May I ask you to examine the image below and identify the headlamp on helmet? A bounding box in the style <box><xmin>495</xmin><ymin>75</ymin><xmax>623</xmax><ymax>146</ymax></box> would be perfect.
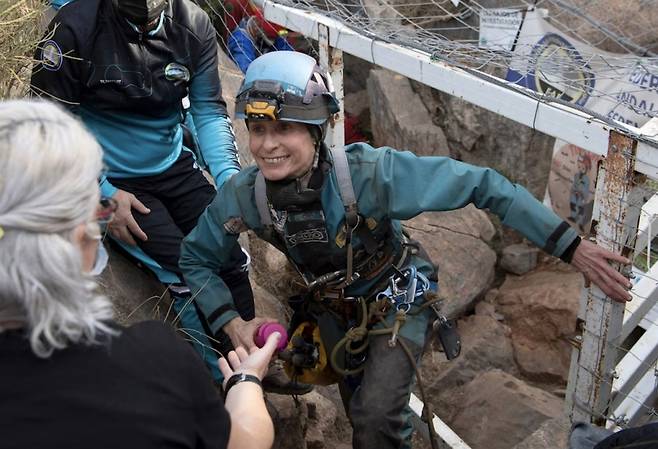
<box><xmin>235</xmin><ymin>52</ymin><xmax>340</xmax><ymax>126</ymax></box>
<box><xmin>243</xmin><ymin>81</ymin><xmax>284</xmax><ymax>121</ymax></box>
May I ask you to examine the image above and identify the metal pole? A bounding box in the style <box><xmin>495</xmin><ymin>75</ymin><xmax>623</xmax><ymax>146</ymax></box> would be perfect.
<box><xmin>318</xmin><ymin>23</ymin><xmax>345</xmax><ymax>151</ymax></box>
<box><xmin>567</xmin><ymin>131</ymin><xmax>639</xmax><ymax>425</ymax></box>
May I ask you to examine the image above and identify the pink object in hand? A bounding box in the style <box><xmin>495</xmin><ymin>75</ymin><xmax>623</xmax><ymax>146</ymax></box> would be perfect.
<box><xmin>254</xmin><ymin>323</ymin><xmax>289</xmax><ymax>350</ymax></box>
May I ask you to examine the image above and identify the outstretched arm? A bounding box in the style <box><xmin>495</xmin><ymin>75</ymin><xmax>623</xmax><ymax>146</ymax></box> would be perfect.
<box><xmin>221</xmin><ymin>333</ymin><xmax>280</xmax><ymax>449</ymax></box>
<box><xmin>366</xmin><ymin>146</ymin><xmax>632</xmax><ymax>303</ymax></box>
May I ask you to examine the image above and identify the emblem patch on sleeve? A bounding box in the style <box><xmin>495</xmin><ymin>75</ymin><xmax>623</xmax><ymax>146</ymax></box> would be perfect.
<box><xmin>41</xmin><ymin>40</ymin><xmax>63</xmax><ymax>72</ymax></box>
<box><xmin>224</xmin><ymin>217</ymin><xmax>248</xmax><ymax>235</ymax></box>
<box><xmin>164</xmin><ymin>62</ymin><xmax>190</xmax><ymax>82</ymax></box>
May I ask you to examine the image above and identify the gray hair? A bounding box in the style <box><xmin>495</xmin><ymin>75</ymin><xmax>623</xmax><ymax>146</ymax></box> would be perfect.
<box><xmin>0</xmin><ymin>99</ymin><xmax>115</xmax><ymax>357</ymax></box>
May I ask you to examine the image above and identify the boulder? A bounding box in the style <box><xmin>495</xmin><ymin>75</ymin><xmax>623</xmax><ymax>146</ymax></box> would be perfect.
<box><xmin>301</xmin><ymin>390</ymin><xmax>342</xmax><ymax>449</ymax></box>
<box><xmin>251</xmin><ymin>282</ymin><xmax>291</xmax><ymax>324</ymax></box>
<box><xmin>500</xmin><ymin>243</ymin><xmax>540</xmax><ymax>275</ymax></box>
<box><xmin>410</xmin><ymin>81</ymin><xmax>556</xmax><ymax>198</ymax></box>
<box><xmin>344</xmin><ymin>90</ymin><xmax>370</xmax><ymax>119</ymax></box>
<box><xmin>367</xmin><ymin>69</ymin><xmax>450</xmax><ymax>156</ymax></box>
<box><xmin>403</xmin><ymin>207</ymin><xmax>497</xmax><ymax>318</ymax></box>
<box><xmin>269</xmin><ymin>387</ymin><xmax>351</xmax><ymax>449</ymax></box>
<box><xmin>541</xmin><ymin>1</ymin><xmax>658</xmax><ymax>54</ymax></box>
<box><xmin>496</xmin><ymin>269</ymin><xmax>584</xmax><ymax>383</ymax></box>
<box><xmin>247</xmin><ymin>231</ymin><xmax>305</xmax><ymax>302</ymax></box>
<box><xmin>449</xmin><ymin>370</ymin><xmax>564</xmax><ymax>449</ymax></box>
<box><xmin>512</xmin><ymin>415</ymin><xmax>570</xmax><ymax>449</ymax></box>
<box><xmin>268</xmin><ymin>394</ymin><xmax>307</xmax><ymax>449</ymax></box>
<box><xmin>420</xmin><ymin>314</ymin><xmax>517</xmax><ymax>422</ymax></box>
<box><xmin>98</xmin><ymin>244</ymin><xmax>169</xmax><ymax>326</ymax></box>
<box><xmin>217</xmin><ymin>48</ymin><xmax>252</xmax><ymax>165</ymax></box>
<box><xmin>474</xmin><ymin>289</ymin><xmax>505</xmax><ymax>321</ymax></box>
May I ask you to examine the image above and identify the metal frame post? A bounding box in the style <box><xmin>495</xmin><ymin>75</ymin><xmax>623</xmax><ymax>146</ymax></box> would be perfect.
<box><xmin>318</xmin><ymin>23</ymin><xmax>345</xmax><ymax>151</ymax></box>
<box><xmin>567</xmin><ymin>131</ymin><xmax>639</xmax><ymax>425</ymax></box>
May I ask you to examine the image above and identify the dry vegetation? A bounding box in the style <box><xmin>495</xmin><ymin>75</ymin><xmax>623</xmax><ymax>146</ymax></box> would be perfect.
<box><xmin>0</xmin><ymin>0</ymin><xmax>44</xmax><ymax>99</ymax></box>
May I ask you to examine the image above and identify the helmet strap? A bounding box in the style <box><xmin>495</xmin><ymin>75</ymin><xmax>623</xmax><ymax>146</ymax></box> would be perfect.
<box><xmin>296</xmin><ymin>127</ymin><xmax>323</xmax><ymax>189</ymax></box>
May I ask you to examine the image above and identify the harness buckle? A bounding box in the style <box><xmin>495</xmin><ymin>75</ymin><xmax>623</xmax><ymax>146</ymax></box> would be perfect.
<box><xmin>376</xmin><ymin>266</ymin><xmax>430</xmax><ymax>311</ymax></box>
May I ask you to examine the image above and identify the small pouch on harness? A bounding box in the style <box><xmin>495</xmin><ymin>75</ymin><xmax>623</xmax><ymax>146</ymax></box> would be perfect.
<box><xmin>431</xmin><ymin>307</ymin><xmax>461</xmax><ymax>360</ymax></box>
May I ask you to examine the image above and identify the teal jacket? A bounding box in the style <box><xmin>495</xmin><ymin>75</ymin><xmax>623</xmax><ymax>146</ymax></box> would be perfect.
<box><xmin>180</xmin><ymin>143</ymin><xmax>578</xmax><ymax>335</ymax></box>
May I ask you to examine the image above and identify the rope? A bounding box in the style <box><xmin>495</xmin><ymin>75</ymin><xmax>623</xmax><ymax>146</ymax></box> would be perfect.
<box><xmin>325</xmin><ymin>293</ymin><xmax>444</xmax><ymax>448</ymax></box>
<box><xmin>398</xmin><ymin>336</ymin><xmax>441</xmax><ymax>449</ymax></box>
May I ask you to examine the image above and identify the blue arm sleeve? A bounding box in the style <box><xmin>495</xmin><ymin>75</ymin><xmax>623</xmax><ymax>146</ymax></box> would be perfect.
<box><xmin>189</xmin><ymin>30</ymin><xmax>241</xmax><ymax>189</ymax></box>
<box><xmin>180</xmin><ymin>181</ymin><xmax>246</xmax><ymax>334</ymax></box>
<box><xmin>370</xmin><ymin>147</ymin><xmax>578</xmax><ymax>257</ymax></box>
<box><xmin>227</xmin><ymin>28</ymin><xmax>257</xmax><ymax>74</ymax></box>
<box><xmin>50</xmin><ymin>0</ymin><xmax>72</xmax><ymax>9</ymax></box>
<box><xmin>100</xmin><ymin>175</ymin><xmax>118</xmax><ymax>198</ymax></box>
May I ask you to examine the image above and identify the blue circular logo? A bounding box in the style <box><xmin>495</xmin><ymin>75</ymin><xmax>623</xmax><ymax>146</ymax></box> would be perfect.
<box><xmin>164</xmin><ymin>63</ymin><xmax>190</xmax><ymax>82</ymax></box>
<box><xmin>41</xmin><ymin>40</ymin><xmax>63</xmax><ymax>72</ymax></box>
<box><xmin>528</xmin><ymin>33</ymin><xmax>595</xmax><ymax>107</ymax></box>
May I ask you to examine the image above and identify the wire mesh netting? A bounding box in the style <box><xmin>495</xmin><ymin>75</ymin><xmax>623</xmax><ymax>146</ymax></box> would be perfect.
<box><xmin>199</xmin><ymin>0</ymin><xmax>658</xmax><ymax>136</ymax></box>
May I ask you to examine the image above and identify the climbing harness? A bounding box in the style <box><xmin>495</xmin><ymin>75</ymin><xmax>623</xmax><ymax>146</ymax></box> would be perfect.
<box><xmin>255</xmin><ymin>145</ymin><xmax>398</xmax><ymax>292</ymax></box>
<box><xmin>255</xmin><ymin>140</ymin><xmax>456</xmax><ymax>449</ymax></box>
<box><xmin>375</xmin><ymin>266</ymin><xmax>430</xmax><ymax>346</ymax></box>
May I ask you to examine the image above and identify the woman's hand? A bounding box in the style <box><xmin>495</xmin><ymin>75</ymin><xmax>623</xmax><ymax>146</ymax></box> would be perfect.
<box><xmin>219</xmin><ymin>331</ymin><xmax>282</xmax><ymax>387</ymax></box>
<box><xmin>107</xmin><ymin>189</ymin><xmax>150</xmax><ymax>245</ymax></box>
<box><xmin>571</xmin><ymin>239</ymin><xmax>633</xmax><ymax>303</ymax></box>
<box><xmin>223</xmin><ymin>316</ymin><xmax>272</xmax><ymax>351</ymax></box>
<box><xmin>221</xmin><ymin>333</ymin><xmax>279</xmax><ymax>449</ymax></box>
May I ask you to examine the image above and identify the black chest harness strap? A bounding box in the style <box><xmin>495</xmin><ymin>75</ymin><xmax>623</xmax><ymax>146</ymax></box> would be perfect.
<box><xmin>255</xmin><ymin>146</ymin><xmax>361</xmax><ymax>286</ymax></box>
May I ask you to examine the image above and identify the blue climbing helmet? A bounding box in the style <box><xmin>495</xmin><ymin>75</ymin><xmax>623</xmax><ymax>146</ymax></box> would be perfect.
<box><xmin>235</xmin><ymin>52</ymin><xmax>340</xmax><ymax>126</ymax></box>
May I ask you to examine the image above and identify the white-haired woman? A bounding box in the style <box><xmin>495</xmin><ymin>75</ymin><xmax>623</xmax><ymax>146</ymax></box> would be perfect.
<box><xmin>0</xmin><ymin>99</ymin><xmax>276</xmax><ymax>449</ymax></box>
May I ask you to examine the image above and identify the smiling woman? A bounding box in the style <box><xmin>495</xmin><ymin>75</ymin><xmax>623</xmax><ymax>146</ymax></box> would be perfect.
<box><xmin>248</xmin><ymin>120</ymin><xmax>317</xmax><ymax>180</ymax></box>
<box><xmin>180</xmin><ymin>51</ymin><xmax>634</xmax><ymax>449</ymax></box>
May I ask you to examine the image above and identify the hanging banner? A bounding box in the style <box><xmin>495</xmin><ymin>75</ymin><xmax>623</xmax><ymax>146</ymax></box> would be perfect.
<box><xmin>505</xmin><ymin>10</ymin><xmax>658</xmax><ymax>233</ymax></box>
<box><xmin>478</xmin><ymin>8</ymin><xmax>524</xmax><ymax>51</ymax></box>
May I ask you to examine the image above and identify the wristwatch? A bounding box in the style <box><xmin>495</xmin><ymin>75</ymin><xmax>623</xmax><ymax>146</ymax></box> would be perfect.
<box><xmin>224</xmin><ymin>372</ymin><xmax>263</xmax><ymax>396</ymax></box>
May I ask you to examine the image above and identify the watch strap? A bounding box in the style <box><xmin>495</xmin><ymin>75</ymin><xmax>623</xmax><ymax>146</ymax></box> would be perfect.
<box><xmin>224</xmin><ymin>373</ymin><xmax>263</xmax><ymax>396</ymax></box>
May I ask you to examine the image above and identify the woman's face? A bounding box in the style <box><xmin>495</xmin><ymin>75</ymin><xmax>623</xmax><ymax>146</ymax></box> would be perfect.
<box><xmin>249</xmin><ymin>120</ymin><xmax>316</xmax><ymax>181</ymax></box>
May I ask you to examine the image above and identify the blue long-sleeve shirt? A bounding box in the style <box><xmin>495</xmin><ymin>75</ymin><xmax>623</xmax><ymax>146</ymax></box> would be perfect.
<box><xmin>180</xmin><ymin>143</ymin><xmax>578</xmax><ymax>335</ymax></box>
<box><xmin>32</xmin><ymin>0</ymin><xmax>241</xmax><ymax>197</ymax></box>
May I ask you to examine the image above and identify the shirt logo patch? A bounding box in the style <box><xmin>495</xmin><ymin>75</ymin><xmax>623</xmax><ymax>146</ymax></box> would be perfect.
<box><xmin>164</xmin><ymin>63</ymin><xmax>190</xmax><ymax>82</ymax></box>
<box><xmin>41</xmin><ymin>40</ymin><xmax>63</xmax><ymax>72</ymax></box>
<box><xmin>285</xmin><ymin>228</ymin><xmax>328</xmax><ymax>247</ymax></box>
